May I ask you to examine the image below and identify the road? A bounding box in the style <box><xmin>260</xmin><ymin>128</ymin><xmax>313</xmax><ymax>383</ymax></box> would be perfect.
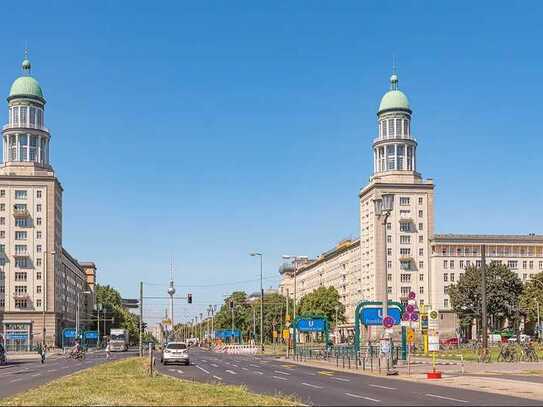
<box><xmin>0</xmin><ymin>349</ymin><xmax>137</xmax><ymax>399</ymax></box>
<box><xmin>157</xmin><ymin>347</ymin><xmax>541</xmax><ymax>406</ymax></box>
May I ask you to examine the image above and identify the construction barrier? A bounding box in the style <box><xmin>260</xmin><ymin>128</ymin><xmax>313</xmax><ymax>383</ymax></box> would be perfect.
<box><xmin>212</xmin><ymin>344</ymin><xmax>257</xmax><ymax>355</ymax></box>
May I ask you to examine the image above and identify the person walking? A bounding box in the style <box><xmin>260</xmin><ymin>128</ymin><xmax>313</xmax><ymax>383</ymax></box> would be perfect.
<box><xmin>37</xmin><ymin>343</ymin><xmax>45</xmax><ymax>364</ymax></box>
<box><xmin>105</xmin><ymin>341</ymin><xmax>111</xmax><ymax>360</ymax></box>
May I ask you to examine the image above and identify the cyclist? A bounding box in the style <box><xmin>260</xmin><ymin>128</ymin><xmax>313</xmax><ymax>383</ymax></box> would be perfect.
<box><xmin>69</xmin><ymin>340</ymin><xmax>82</xmax><ymax>358</ymax></box>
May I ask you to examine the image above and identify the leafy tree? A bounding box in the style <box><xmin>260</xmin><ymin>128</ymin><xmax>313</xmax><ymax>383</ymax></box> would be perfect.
<box><xmin>298</xmin><ymin>286</ymin><xmax>345</xmax><ymax>326</ymax></box>
<box><xmin>252</xmin><ymin>292</ymin><xmax>292</xmax><ymax>342</ymax></box>
<box><xmin>214</xmin><ymin>291</ymin><xmax>253</xmax><ymax>338</ymax></box>
<box><xmin>449</xmin><ymin>263</ymin><xmax>523</xmax><ymax>333</ymax></box>
<box><xmin>519</xmin><ymin>272</ymin><xmax>543</xmax><ymax>335</ymax></box>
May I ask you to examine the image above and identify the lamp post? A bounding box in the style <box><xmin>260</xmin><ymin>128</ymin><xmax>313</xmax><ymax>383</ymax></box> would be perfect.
<box><xmin>250</xmin><ymin>252</ymin><xmax>264</xmax><ymax>352</ymax></box>
<box><xmin>281</xmin><ymin>255</ymin><xmax>308</xmax><ymax>322</ymax></box>
<box><xmin>335</xmin><ymin>305</ymin><xmax>339</xmax><ymax>344</ymax></box>
<box><xmin>373</xmin><ymin>193</ymin><xmax>394</xmax><ymax>374</ymax></box>
<box><xmin>372</xmin><ymin>193</ymin><xmax>394</xmax><ymax>321</ymax></box>
<box><xmin>76</xmin><ymin>290</ymin><xmax>92</xmax><ymax>339</ymax></box>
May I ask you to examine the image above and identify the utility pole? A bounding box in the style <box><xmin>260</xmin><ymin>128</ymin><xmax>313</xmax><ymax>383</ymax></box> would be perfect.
<box><xmin>481</xmin><ymin>245</ymin><xmax>488</xmax><ymax>351</ymax></box>
<box><xmin>139</xmin><ymin>281</ymin><xmax>143</xmax><ymax>357</ymax></box>
<box><xmin>253</xmin><ymin>306</ymin><xmax>256</xmax><ymax>341</ymax></box>
<box><xmin>97</xmin><ymin>303</ymin><xmax>102</xmax><ymax>348</ymax></box>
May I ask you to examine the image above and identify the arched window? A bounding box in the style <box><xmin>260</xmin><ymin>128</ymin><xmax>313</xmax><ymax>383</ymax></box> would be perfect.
<box><xmin>386</xmin><ymin>145</ymin><xmax>395</xmax><ymax>170</ymax></box>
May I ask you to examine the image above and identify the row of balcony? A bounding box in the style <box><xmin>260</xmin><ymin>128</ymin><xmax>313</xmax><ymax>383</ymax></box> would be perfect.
<box><xmin>2</xmin><ymin>123</ymin><xmax>49</xmax><ymax>132</ymax></box>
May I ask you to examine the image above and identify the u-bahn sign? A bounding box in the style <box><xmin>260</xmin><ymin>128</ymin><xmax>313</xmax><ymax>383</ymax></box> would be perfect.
<box><xmin>360</xmin><ymin>305</ymin><xmax>402</xmax><ymax>326</ymax></box>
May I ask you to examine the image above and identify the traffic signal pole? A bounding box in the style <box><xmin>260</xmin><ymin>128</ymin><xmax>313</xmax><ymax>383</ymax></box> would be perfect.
<box><xmin>139</xmin><ymin>281</ymin><xmax>143</xmax><ymax>357</ymax></box>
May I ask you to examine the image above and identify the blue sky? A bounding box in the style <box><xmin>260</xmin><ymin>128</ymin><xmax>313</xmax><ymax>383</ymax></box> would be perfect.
<box><xmin>1</xmin><ymin>1</ymin><xmax>542</xmax><ymax>325</ymax></box>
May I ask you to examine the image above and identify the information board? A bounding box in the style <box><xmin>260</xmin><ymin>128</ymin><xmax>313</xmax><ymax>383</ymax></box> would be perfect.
<box><xmin>297</xmin><ymin>318</ymin><xmax>326</xmax><ymax>332</ymax></box>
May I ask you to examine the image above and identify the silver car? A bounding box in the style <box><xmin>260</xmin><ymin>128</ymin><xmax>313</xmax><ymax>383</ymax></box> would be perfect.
<box><xmin>161</xmin><ymin>342</ymin><xmax>189</xmax><ymax>365</ymax></box>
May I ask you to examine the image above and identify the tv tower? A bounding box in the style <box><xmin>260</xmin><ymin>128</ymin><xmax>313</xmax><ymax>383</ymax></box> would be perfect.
<box><xmin>167</xmin><ymin>259</ymin><xmax>176</xmax><ymax>332</ymax></box>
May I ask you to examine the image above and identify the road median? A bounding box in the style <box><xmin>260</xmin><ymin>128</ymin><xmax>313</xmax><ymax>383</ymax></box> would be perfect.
<box><xmin>0</xmin><ymin>357</ymin><xmax>298</xmax><ymax>406</ymax></box>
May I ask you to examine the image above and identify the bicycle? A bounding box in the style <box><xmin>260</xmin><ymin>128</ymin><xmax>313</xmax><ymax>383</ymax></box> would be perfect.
<box><xmin>68</xmin><ymin>350</ymin><xmax>86</xmax><ymax>360</ymax></box>
<box><xmin>476</xmin><ymin>346</ymin><xmax>491</xmax><ymax>363</ymax></box>
<box><xmin>497</xmin><ymin>343</ymin><xmax>515</xmax><ymax>362</ymax></box>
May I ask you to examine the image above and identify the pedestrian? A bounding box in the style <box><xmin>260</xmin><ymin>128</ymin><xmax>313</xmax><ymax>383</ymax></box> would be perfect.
<box><xmin>37</xmin><ymin>343</ymin><xmax>45</xmax><ymax>364</ymax></box>
<box><xmin>42</xmin><ymin>343</ymin><xmax>48</xmax><ymax>364</ymax></box>
<box><xmin>106</xmin><ymin>341</ymin><xmax>111</xmax><ymax>360</ymax></box>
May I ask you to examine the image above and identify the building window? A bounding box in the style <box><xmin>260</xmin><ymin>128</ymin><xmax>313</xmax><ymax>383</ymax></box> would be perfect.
<box><xmin>400</xmin><ymin>222</ymin><xmax>411</xmax><ymax>232</ymax></box>
<box><xmin>36</xmin><ymin>299</ymin><xmax>41</xmax><ymax>307</ymax></box>
<box><xmin>400</xmin><ymin>286</ymin><xmax>411</xmax><ymax>295</ymax></box>
<box><xmin>400</xmin><ymin>235</ymin><xmax>410</xmax><ymax>244</ymax></box>
<box><xmin>450</xmin><ymin>273</ymin><xmax>455</xmax><ymax>282</ymax></box>
<box><xmin>419</xmin><ymin>299</ymin><xmax>424</xmax><ymax>306</ymax></box>
<box><xmin>15</xmin><ymin>231</ymin><xmax>27</xmax><ymax>240</ymax></box>
<box><xmin>0</xmin><ymin>231</ymin><xmax>4</xmax><ymax>239</ymax></box>
<box><xmin>419</xmin><ymin>248</ymin><xmax>424</xmax><ymax>256</ymax></box>
<box><xmin>418</xmin><ymin>197</ymin><xmax>423</xmax><ymax>205</ymax></box>
<box><xmin>387</xmin><ymin>274</ymin><xmax>392</xmax><ymax>281</ymax></box>
<box><xmin>460</xmin><ymin>260</ymin><xmax>464</xmax><ymax>269</ymax></box>
<box><xmin>36</xmin><ymin>285</ymin><xmax>42</xmax><ymax>294</ymax></box>
<box><xmin>386</xmin><ymin>222</ymin><xmax>391</xmax><ymax>230</ymax></box>
<box><xmin>418</xmin><ymin>261</ymin><xmax>424</xmax><ymax>269</ymax></box>
<box><xmin>523</xmin><ymin>261</ymin><xmax>527</xmax><ymax>269</ymax></box>
<box><xmin>418</xmin><ymin>223</ymin><xmax>423</xmax><ymax>231</ymax></box>
<box><xmin>387</xmin><ymin>248</ymin><xmax>392</xmax><ymax>255</ymax></box>
<box><xmin>36</xmin><ymin>204</ymin><xmax>42</xmax><ymax>212</ymax></box>
<box><xmin>387</xmin><ymin>235</ymin><xmax>392</xmax><ymax>243</ymax></box>
<box><xmin>419</xmin><ymin>286</ymin><xmax>424</xmax><ymax>294</ymax></box>
<box><xmin>37</xmin><ymin>190</ymin><xmax>42</xmax><ymax>199</ymax></box>
<box><xmin>466</xmin><ymin>260</ymin><xmax>471</xmax><ymax>267</ymax></box>
<box><xmin>15</xmin><ymin>272</ymin><xmax>27</xmax><ymax>281</ymax></box>
<box><xmin>36</xmin><ymin>245</ymin><xmax>42</xmax><ymax>253</ymax></box>
<box><xmin>523</xmin><ymin>273</ymin><xmax>528</xmax><ymax>280</ymax></box>
<box><xmin>15</xmin><ymin>244</ymin><xmax>27</xmax><ymax>254</ymax></box>
<box><xmin>400</xmin><ymin>274</ymin><xmax>411</xmax><ymax>283</ymax></box>
<box><xmin>0</xmin><ymin>190</ymin><xmax>4</xmax><ymax>198</ymax></box>
<box><xmin>540</xmin><ymin>261</ymin><xmax>543</xmax><ymax>269</ymax></box>
<box><xmin>444</xmin><ymin>299</ymin><xmax>449</xmax><ymax>308</ymax></box>
<box><xmin>36</xmin><ymin>272</ymin><xmax>42</xmax><ymax>280</ymax></box>
<box><xmin>15</xmin><ymin>218</ymin><xmax>29</xmax><ymax>227</ymax></box>
<box><xmin>476</xmin><ymin>260</ymin><xmax>481</xmax><ymax>268</ymax></box>
<box><xmin>529</xmin><ymin>261</ymin><xmax>534</xmax><ymax>269</ymax></box>
<box><xmin>400</xmin><ymin>248</ymin><xmax>411</xmax><ymax>256</ymax></box>
<box><xmin>15</xmin><ymin>285</ymin><xmax>27</xmax><ymax>295</ymax></box>
<box><xmin>0</xmin><ymin>218</ymin><xmax>4</xmax><ymax>225</ymax></box>
<box><xmin>15</xmin><ymin>299</ymin><xmax>28</xmax><ymax>309</ymax></box>
<box><xmin>444</xmin><ymin>285</ymin><xmax>449</xmax><ymax>294</ymax></box>
<box><xmin>15</xmin><ymin>257</ymin><xmax>29</xmax><ymax>268</ymax></box>
<box><xmin>508</xmin><ymin>260</ymin><xmax>518</xmax><ymax>269</ymax></box>
<box><xmin>36</xmin><ymin>231</ymin><xmax>42</xmax><ymax>239</ymax></box>
<box><xmin>418</xmin><ymin>210</ymin><xmax>423</xmax><ymax>217</ymax></box>
<box><xmin>387</xmin><ymin>261</ymin><xmax>392</xmax><ymax>268</ymax></box>
<box><xmin>15</xmin><ymin>190</ymin><xmax>27</xmax><ymax>200</ymax></box>
<box><xmin>399</xmin><ymin>197</ymin><xmax>410</xmax><ymax>206</ymax></box>
<box><xmin>419</xmin><ymin>235</ymin><xmax>424</xmax><ymax>243</ymax></box>
<box><xmin>419</xmin><ymin>273</ymin><xmax>424</xmax><ymax>281</ymax></box>
<box><xmin>443</xmin><ymin>260</ymin><xmax>448</xmax><ymax>269</ymax></box>
<box><xmin>0</xmin><ymin>204</ymin><xmax>4</xmax><ymax>212</ymax></box>
<box><xmin>36</xmin><ymin>218</ymin><xmax>42</xmax><ymax>226</ymax></box>
<box><xmin>444</xmin><ymin>273</ymin><xmax>448</xmax><ymax>282</ymax></box>
<box><xmin>387</xmin><ymin>286</ymin><xmax>392</xmax><ymax>294</ymax></box>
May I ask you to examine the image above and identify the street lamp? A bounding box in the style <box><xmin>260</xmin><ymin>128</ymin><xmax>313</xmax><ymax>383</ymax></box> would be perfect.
<box><xmin>373</xmin><ymin>193</ymin><xmax>394</xmax><ymax>320</ymax></box>
<box><xmin>76</xmin><ymin>290</ymin><xmax>92</xmax><ymax>339</ymax></box>
<box><xmin>250</xmin><ymin>252</ymin><xmax>265</xmax><ymax>352</ymax></box>
<box><xmin>281</xmin><ymin>255</ymin><xmax>308</xmax><ymax>322</ymax></box>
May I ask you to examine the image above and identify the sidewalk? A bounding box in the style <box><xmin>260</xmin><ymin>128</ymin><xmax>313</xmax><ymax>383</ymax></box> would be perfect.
<box><xmin>281</xmin><ymin>355</ymin><xmax>543</xmax><ymax>401</ymax></box>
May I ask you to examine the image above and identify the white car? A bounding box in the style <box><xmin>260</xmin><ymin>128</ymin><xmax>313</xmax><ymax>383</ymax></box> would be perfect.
<box><xmin>161</xmin><ymin>342</ymin><xmax>189</xmax><ymax>365</ymax></box>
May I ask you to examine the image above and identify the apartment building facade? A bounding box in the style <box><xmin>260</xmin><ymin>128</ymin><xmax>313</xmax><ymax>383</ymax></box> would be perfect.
<box><xmin>0</xmin><ymin>55</ymin><xmax>96</xmax><ymax>350</ymax></box>
<box><xmin>278</xmin><ymin>71</ymin><xmax>541</xmax><ymax>337</ymax></box>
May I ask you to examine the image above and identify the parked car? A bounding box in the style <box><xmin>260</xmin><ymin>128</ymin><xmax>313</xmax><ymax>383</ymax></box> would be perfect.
<box><xmin>161</xmin><ymin>342</ymin><xmax>189</xmax><ymax>365</ymax></box>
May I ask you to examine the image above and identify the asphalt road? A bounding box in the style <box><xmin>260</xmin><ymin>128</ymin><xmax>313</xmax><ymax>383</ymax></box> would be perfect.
<box><xmin>0</xmin><ymin>349</ymin><xmax>137</xmax><ymax>399</ymax></box>
<box><xmin>157</xmin><ymin>347</ymin><xmax>541</xmax><ymax>406</ymax></box>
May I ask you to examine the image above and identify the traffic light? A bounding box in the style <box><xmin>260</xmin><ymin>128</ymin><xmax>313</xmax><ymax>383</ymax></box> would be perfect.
<box><xmin>187</xmin><ymin>293</ymin><xmax>192</xmax><ymax>304</ymax></box>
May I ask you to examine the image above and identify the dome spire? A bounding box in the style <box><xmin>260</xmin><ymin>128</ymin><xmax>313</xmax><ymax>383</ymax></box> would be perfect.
<box><xmin>22</xmin><ymin>47</ymin><xmax>31</xmax><ymax>75</ymax></box>
<box><xmin>390</xmin><ymin>57</ymin><xmax>398</xmax><ymax>91</ymax></box>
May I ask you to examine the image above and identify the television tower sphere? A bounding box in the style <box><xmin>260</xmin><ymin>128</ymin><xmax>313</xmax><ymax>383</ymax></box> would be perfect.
<box><xmin>168</xmin><ymin>286</ymin><xmax>176</xmax><ymax>296</ymax></box>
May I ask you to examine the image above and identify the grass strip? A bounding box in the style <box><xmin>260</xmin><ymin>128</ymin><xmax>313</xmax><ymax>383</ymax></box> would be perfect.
<box><xmin>1</xmin><ymin>357</ymin><xmax>299</xmax><ymax>406</ymax></box>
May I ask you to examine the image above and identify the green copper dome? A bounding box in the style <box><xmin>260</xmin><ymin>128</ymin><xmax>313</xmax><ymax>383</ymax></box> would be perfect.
<box><xmin>9</xmin><ymin>76</ymin><xmax>44</xmax><ymax>99</ymax></box>
<box><xmin>378</xmin><ymin>74</ymin><xmax>410</xmax><ymax>113</ymax></box>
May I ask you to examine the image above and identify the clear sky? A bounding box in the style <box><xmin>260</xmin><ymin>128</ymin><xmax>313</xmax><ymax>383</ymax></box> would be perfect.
<box><xmin>1</xmin><ymin>1</ymin><xmax>542</xmax><ymax>326</ymax></box>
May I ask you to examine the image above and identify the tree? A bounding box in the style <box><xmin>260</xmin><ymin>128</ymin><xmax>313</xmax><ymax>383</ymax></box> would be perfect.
<box><xmin>214</xmin><ymin>291</ymin><xmax>253</xmax><ymax>339</ymax></box>
<box><xmin>449</xmin><ymin>263</ymin><xmax>523</xmax><ymax>334</ymax></box>
<box><xmin>298</xmin><ymin>286</ymin><xmax>345</xmax><ymax>326</ymax></box>
<box><xmin>519</xmin><ymin>272</ymin><xmax>543</xmax><ymax>335</ymax></box>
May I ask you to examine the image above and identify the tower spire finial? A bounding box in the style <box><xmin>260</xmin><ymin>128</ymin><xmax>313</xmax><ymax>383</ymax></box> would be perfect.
<box><xmin>22</xmin><ymin>46</ymin><xmax>31</xmax><ymax>75</ymax></box>
<box><xmin>390</xmin><ymin>57</ymin><xmax>398</xmax><ymax>91</ymax></box>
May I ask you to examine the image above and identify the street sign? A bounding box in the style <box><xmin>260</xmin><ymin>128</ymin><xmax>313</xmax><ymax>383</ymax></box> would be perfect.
<box><xmin>283</xmin><ymin>329</ymin><xmax>290</xmax><ymax>339</ymax></box>
<box><xmin>272</xmin><ymin>331</ymin><xmax>278</xmax><ymax>338</ymax></box>
<box><xmin>84</xmin><ymin>331</ymin><xmax>98</xmax><ymax>340</ymax></box>
<box><xmin>408</xmin><ymin>291</ymin><xmax>416</xmax><ymax>300</ymax></box>
<box><xmin>383</xmin><ymin>316</ymin><xmax>395</xmax><ymax>329</ymax></box>
<box><xmin>430</xmin><ymin>310</ymin><xmax>438</xmax><ymax>320</ymax></box>
<box><xmin>407</xmin><ymin>328</ymin><xmax>415</xmax><ymax>344</ymax></box>
<box><xmin>380</xmin><ymin>339</ymin><xmax>391</xmax><ymax>353</ymax></box>
<box><xmin>360</xmin><ymin>306</ymin><xmax>402</xmax><ymax>326</ymax></box>
<box><xmin>406</xmin><ymin>304</ymin><xmax>415</xmax><ymax>313</ymax></box>
<box><xmin>63</xmin><ymin>328</ymin><xmax>77</xmax><ymax>339</ymax></box>
<box><xmin>420</xmin><ymin>313</ymin><xmax>429</xmax><ymax>332</ymax></box>
<box><xmin>429</xmin><ymin>310</ymin><xmax>439</xmax><ymax>331</ymax></box>
<box><xmin>428</xmin><ymin>335</ymin><xmax>440</xmax><ymax>352</ymax></box>
<box><xmin>410</xmin><ymin>312</ymin><xmax>419</xmax><ymax>322</ymax></box>
<box><xmin>297</xmin><ymin>318</ymin><xmax>326</xmax><ymax>332</ymax></box>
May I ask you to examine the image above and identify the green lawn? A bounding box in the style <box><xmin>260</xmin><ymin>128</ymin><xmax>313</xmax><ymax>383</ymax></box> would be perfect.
<box><xmin>0</xmin><ymin>358</ymin><xmax>299</xmax><ymax>406</ymax></box>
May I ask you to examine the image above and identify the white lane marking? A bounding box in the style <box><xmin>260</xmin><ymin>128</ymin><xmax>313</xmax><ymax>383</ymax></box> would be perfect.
<box><xmin>254</xmin><ymin>371</ymin><xmax>264</xmax><ymax>375</ymax></box>
<box><xmin>201</xmin><ymin>360</ymin><xmax>207</xmax><ymax>363</ymax></box>
<box><xmin>213</xmin><ymin>375</ymin><xmax>222</xmax><ymax>381</ymax></box>
<box><xmin>334</xmin><ymin>377</ymin><xmax>351</xmax><ymax>382</ymax></box>
<box><xmin>176</xmin><ymin>369</ymin><xmax>184</xmax><ymax>374</ymax></box>
<box><xmin>169</xmin><ymin>368</ymin><xmax>176</xmax><ymax>372</ymax></box>
<box><xmin>211</xmin><ymin>363</ymin><xmax>219</xmax><ymax>368</ymax></box>
<box><xmin>273</xmin><ymin>375</ymin><xmax>288</xmax><ymax>381</ymax></box>
<box><xmin>231</xmin><ymin>364</ymin><xmax>239</xmax><ymax>367</ymax></box>
<box><xmin>242</xmin><ymin>367</ymin><xmax>249</xmax><ymax>371</ymax></box>
<box><xmin>9</xmin><ymin>378</ymin><xmax>22</xmax><ymax>383</ymax></box>
<box><xmin>47</xmin><ymin>369</ymin><xmax>57</xmax><ymax>373</ymax></box>
<box><xmin>31</xmin><ymin>373</ymin><xmax>41</xmax><ymax>377</ymax></box>
<box><xmin>249</xmin><ymin>364</ymin><xmax>260</xmax><ymax>368</ymax></box>
<box><xmin>225</xmin><ymin>369</ymin><xmax>237</xmax><ymax>375</ymax></box>
<box><xmin>345</xmin><ymin>393</ymin><xmax>381</xmax><ymax>402</ymax></box>
<box><xmin>302</xmin><ymin>382</ymin><xmax>324</xmax><ymax>389</ymax></box>
<box><xmin>369</xmin><ymin>384</ymin><xmax>396</xmax><ymax>390</ymax></box>
<box><xmin>426</xmin><ymin>394</ymin><xmax>468</xmax><ymax>403</ymax></box>
<box><xmin>196</xmin><ymin>365</ymin><xmax>210</xmax><ymax>374</ymax></box>
<box><xmin>274</xmin><ymin>370</ymin><xmax>291</xmax><ymax>376</ymax></box>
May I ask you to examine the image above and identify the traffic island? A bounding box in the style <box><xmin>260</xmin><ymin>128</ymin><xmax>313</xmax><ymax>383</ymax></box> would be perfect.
<box><xmin>0</xmin><ymin>357</ymin><xmax>299</xmax><ymax>406</ymax></box>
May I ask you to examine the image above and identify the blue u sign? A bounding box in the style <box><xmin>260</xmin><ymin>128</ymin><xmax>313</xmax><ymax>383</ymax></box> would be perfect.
<box><xmin>360</xmin><ymin>307</ymin><xmax>401</xmax><ymax>326</ymax></box>
<box><xmin>297</xmin><ymin>318</ymin><xmax>325</xmax><ymax>332</ymax></box>
<box><xmin>63</xmin><ymin>329</ymin><xmax>77</xmax><ymax>339</ymax></box>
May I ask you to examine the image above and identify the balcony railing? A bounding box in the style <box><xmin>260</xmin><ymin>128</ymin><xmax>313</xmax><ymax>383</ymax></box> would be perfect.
<box><xmin>13</xmin><ymin>207</ymin><xmax>30</xmax><ymax>218</ymax></box>
<box><xmin>3</xmin><ymin>123</ymin><xmax>49</xmax><ymax>132</ymax></box>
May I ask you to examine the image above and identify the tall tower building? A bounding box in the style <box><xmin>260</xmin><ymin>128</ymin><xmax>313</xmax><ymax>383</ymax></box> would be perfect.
<box><xmin>0</xmin><ymin>54</ymin><xmax>95</xmax><ymax>350</ymax></box>
<box><xmin>359</xmin><ymin>72</ymin><xmax>434</xmax><ymax>311</ymax></box>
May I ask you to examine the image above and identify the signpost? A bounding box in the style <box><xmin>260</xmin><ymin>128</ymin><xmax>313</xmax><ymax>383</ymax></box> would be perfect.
<box><xmin>354</xmin><ymin>301</ymin><xmax>404</xmax><ymax>352</ymax></box>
